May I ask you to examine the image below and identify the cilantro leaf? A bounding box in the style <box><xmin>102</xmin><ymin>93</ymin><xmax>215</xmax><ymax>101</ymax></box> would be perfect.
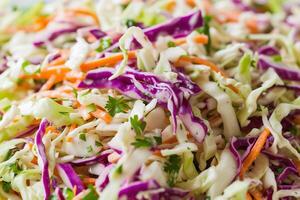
<box><xmin>83</xmin><ymin>185</ymin><xmax>99</xmax><ymax>200</ymax></box>
<box><xmin>130</xmin><ymin>115</ymin><xmax>146</xmax><ymax>136</ymax></box>
<box><xmin>2</xmin><ymin>181</ymin><xmax>11</xmax><ymax>193</ymax></box>
<box><xmin>125</xmin><ymin>19</ymin><xmax>137</xmax><ymax>28</ymax></box>
<box><xmin>105</xmin><ymin>96</ymin><xmax>130</xmax><ymax>117</ymax></box>
<box><xmin>164</xmin><ymin>155</ymin><xmax>181</xmax><ymax>186</ymax></box>
<box><xmin>79</xmin><ymin>133</ymin><xmax>86</xmax><ymax>141</ymax></box>
<box><xmin>197</xmin><ymin>15</ymin><xmax>212</xmax><ymax>54</ymax></box>
<box><xmin>63</xmin><ymin>188</ymin><xmax>74</xmax><ymax>200</ymax></box>
<box><xmin>167</xmin><ymin>41</ymin><xmax>176</xmax><ymax>47</ymax></box>
<box><xmin>96</xmin><ymin>37</ymin><xmax>112</xmax><ymax>52</ymax></box>
<box><xmin>131</xmin><ymin>137</ymin><xmax>153</xmax><ymax>148</ymax></box>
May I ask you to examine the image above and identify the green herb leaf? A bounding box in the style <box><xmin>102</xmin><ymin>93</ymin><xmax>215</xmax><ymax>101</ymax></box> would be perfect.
<box><xmin>115</xmin><ymin>165</ymin><xmax>123</xmax><ymax>174</ymax></box>
<box><xmin>63</xmin><ymin>188</ymin><xmax>74</xmax><ymax>200</ymax></box>
<box><xmin>9</xmin><ymin>162</ymin><xmax>21</xmax><ymax>174</ymax></box>
<box><xmin>105</xmin><ymin>96</ymin><xmax>130</xmax><ymax>117</ymax></box>
<box><xmin>96</xmin><ymin>37</ymin><xmax>112</xmax><ymax>52</ymax></box>
<box><xmin>153</xmin><ymin>136</ymin><xmax>162</xmax><ymax>145</ymax></box>
<box><xmin>272</xmin><ymin>55</ymin><xmax>282</xmax><ymax>62</ymax></box>
<box><xmin>164</xmin><ymin>155</ymin><xmax>181</xmax><ymax>186</ymax></box>
<box><xmin>125</xmin><ymin>19</ymin><xmax>137</xmax><ymax>28</ymax></box>
<box><xmin>95</xmin><ymin>141</ymin><xmax>102</xmax><ymax>147</ymax></box>
<box><xmin>87</xmin><ymin>145</ymin><xmax>93</xmax><ymax>153</ymax></box>
<box><xmin>131</xmin><ymin>137</ymin><xmax>153</xmax><ymax>148</ymax></box>
<box><xmin>130</xmin><ymin>115</ymin><xmax>146</xmax><ymax>136</ymax></box>
<box><xmin>2</xmin><ymin>181</ymin><xmax>11</xmax><ymax>193</ymax></box>
<box><xmin>83</xmin><ymin>185</ymin><xmax>99</xmax><ymax>200</ymax></box>
<box><xmin>79</xmin><ymin>133</ymin><xmax>86</xmax><ymax>141</ymax></box>
<box><xmin>167</xmin><ymin>41</ymin><xmax>176</xmax><ymax>47</ymax></box>
<box><xmin>197</xmin><ymin>15</ymin><xmax>212</xmax><ymax>54</ymax></box>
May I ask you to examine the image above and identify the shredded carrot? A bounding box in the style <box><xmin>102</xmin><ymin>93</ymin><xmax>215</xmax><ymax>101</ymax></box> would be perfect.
<box><xmin>165</xmin><ymin>0</ymin><xmax>176</xmax><ymax>12</ymax></box>
<box><xmin>48</xmin><ymin>56</ymin><xmax>65</xmax><ymax>66</ymax></box>
<box><xmin>108</xmin><ymin>152</ymin><xmax>121</xmax><ymax>163</ymax></box>
<box><xmin>173</xmin><ymin>34</ymin><xmax>208</xmax><ymax>46</ymax></box>
<box><xmin>245</xmin><ymin>18</ymin><xmax>259</xmax><ymax>33</ymax></box>
<box><xmin>83</xmin><ymin>177</ymin><xmax>96</xmax><ymax>185</ymax></box>
<box><xmin>66</xmin><ymin>8</ymin><xmax>99</xmax><ymax>25</ymax></box>
<box><xmin>69</xmin><ymin>124</ymin><xmax>77</xmax><ymax>132</ymax></box>
<box><xmin>216</xmin><ymin>10</ymin><xmax>241</xmax><ymax>23</ymax></box>
<box><xmin>175</xmin><ymin>56</ymin><xmax>226</xmax><ymax>76</ymax></box>
<box><xmin>31</xmin><ymin>156</ymin><xmax>38</xmax><ymax>165</ymax></box>
<box><xmin>40</xmin><ymin>75</ymin><xmax>57</xmax><ymax>91</ymax></box>
<box><xmin>66</xmin><ymin>136</ymin><xmax>73</xmax><ymax>142</ymax></box>
<box><xmin>46</xmin><ymin>126</ymin><xmax>57</xmax><ymax>133</ymax></box>
<box><xmin>186</xmin><ymin>0</ymin><xmax>196</xmax><ymax>7</ymax></box>
<box><xmin>31</xmin><ymin>15</ymin><xmax>53</xmax><ymax>32</ymax></box>
<box><xmin>293</xmin><ymin>159</ymin><xmax>300</xmax><ymax>175</ymax></box>
<box><xmin>163</xmin><ymin>135</ymin><xmax>178</xmax><ymax>144</ymax></box>
<box><xmin>91</xmin><ymin>109</ymin><xmax>112</xmax><ymax>124</ymax></box>
<box><xmin>80</xmin><ymin>51</ymin><xmax>136</xmax><ymax>72</ymax></box>
<box><xmin>153</xmin><ymin>150</ymin><xmax>162</xmax><ymax>157</ymax></box>
<box><xmin>28</xmin><ymin>142</ymin><xmax>34</xmax><ymax>150</ymax></box>
<box><xmin>246</xmin><ymin>192</ymin><xmax>253</xmax><ymax>200</ymax></box>
<box><xmin>175</xmin><ymin>56</ymin><xmax>240</xmax><ymax>93</ymax></box>
<box><xmin>250</xmin><ymin>188</ymin><xmax>263</xmax><ymax>200</ymax></box>
<box><xmin>73</xmin><ymin>185</ymin><xmax>77</xmax><ymax>195</ymax></box>
<box><xmin>239</xmin><ymin>128</ymin><xmax>271</xmax><ymax>179</ymax></box>
<box><xmin>293</xmin><ymin>115</ymin><xmax>300</xmax><ymax>124</ymax></box>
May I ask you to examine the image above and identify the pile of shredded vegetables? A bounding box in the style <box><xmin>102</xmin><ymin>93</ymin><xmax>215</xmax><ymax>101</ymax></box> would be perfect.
<box><xmin>0</xmin><ymin>0</ymin><xmax>299</xmax><ymax>199</ymax></box>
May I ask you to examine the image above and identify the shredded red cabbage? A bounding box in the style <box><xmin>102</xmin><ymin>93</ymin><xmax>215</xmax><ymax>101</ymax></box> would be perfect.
<box><xmin>34</xmin><ymin>119</ymin><xmax>51</xmax><ymax>200</ymax></box>
<box><xmin>57</xmin><ymin>163</ymin><xmax>85</xmax><ymax>194</ymax></box>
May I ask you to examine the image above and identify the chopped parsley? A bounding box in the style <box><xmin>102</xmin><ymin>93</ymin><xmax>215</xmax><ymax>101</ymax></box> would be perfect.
<box><xmin>79</xmin><ymin>133</ymin><xmax>86</xmax><ymax>141</ymax></box>
<box><xmin>2</xmin><ymin>182</ymin><xmax>11</xmax><ymax>193</ymax></box>
<box><xmin>153</xmin><ymin>136</ymin><xmax>162</xmax><ymax>145</ymax></box>
<box><xmin>125</xmin><ymin>19</ymin><xmax>138</xmax><ymax>28</ymax></box>
<box><xmin>272</xmin><ymin>55</ymin><xmax>282</xmax><ymax>62</ymax></box>
<box><xmin>63</xmin><ymin>188</ymin><xmax>74</xmax><ymax>200</ymax></box>
<box><xmin>86</xmin><ymin>146</ymin><xmax>93</xmax><ymax>153</ymax></box>
<box><xmin>164</xmin><ymin>155</ymin><xmax>181</xmax><ymax>186</ymax></box>
<box><xmin>131</xmin><ymin>137</ymin><xmax>153</xmax><ymax>148</ymax></box>
<box><xmin>10</xmin><ymin>162</ymin><xmax>22</xmax><ymax>174</ymax></box>
<box><xmin>130</xmin><ymin>115</ymin><xmax>146</xmax><ymax>136</ymax></box>
<box><xmin>105</xmin><ymin>96</ymin><xmax>130</xmax><ymax>117</ymax></box>
<box><xmin>95</xmin><ymin>141</ymin><xmax>102</xmax><ymax>147</ymax></box>
<box><xmin>197</xmin><ymin>15</ymin><xmax>212</xmax><ymax>54</ymax></box>
<box><xmin>96</xmin><ymin>37</ymin><xmax>112</xmax><ymax>52</ymax></box>
<box><xmin>83</xmin><ymin>185</ymin><xmax>99</xmax><ymax>200</ymax></box>
<box><xmin>115</xmin><ymin>165</ymin><xmax>123</xmax><ymax>174</ymax></box>
<box><xmin>167</xmin><ymin>41</ymin><xmax>176</xmax><ymax>47</ymax></box>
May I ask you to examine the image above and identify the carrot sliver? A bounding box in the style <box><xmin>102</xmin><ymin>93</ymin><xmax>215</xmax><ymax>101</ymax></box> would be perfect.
<box><xmin>173</xmin><ymin>34</ymin><xmax>208</xmax><ymax>46</ymax></box>
<box><xmin>83</xmin><ymin>178</ymin><xmax>96</xmax><ymax>185</ymax></box>
<box><xmin>40</xmin><ymin>75</ymin><xmax>57</xmax><ymax>91</ymax></box>
<box><xmin>193</xmin><ymin>34</ymin><xmax>209</xmax><ymax>44</ymax></box>
<box><xmin>175</xmin><ymin>56</ymin><xmax>226</xmax><ymax>76</ymax></box>
<box><xmin>246</xmin><ymin>192</ymin><xmax>253</xmax><ymax>200</ymax></box>
<box><xmin>293</xmin><ymin>159</ymin><xmax>300</xmax><ymax>175</ymax></box>
<box><xmin>91</xmin><ymin>109</ymin><xmax>112</xmax><ymax>124</ymax></box>
<box><xmin>31</xmin><ymin>156</ymin><xmax>38</xmax><ymax>165</ymax></box>
<box><xmin>80</xmin><ymin>51</ymin><xmax>136</xmax><ymax>72</ymax></box>
<box><xmin>186</xmin><ymin>0</ymin><xmax>196</xmax><ymax>7</ymax></box>
<box><xmin>250</xmin><ymin>188</ymin><xmax>263</xmax><ymax>200</ymax></box>
<box><xmin>239</xmin><ymin>128</ymin><xmax>271</xmax><ymax>179</ymax></box>
<box><xmin>66</xmin><ymin>8</ymin><xmax>99</xmax><ymax>25</ymax></box>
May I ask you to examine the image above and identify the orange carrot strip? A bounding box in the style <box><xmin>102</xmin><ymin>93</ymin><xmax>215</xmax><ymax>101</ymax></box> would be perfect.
<box><xmin>31</xmin><ymin>156</ymin><xmax>38</xmax><ymax>165</ymax></box>
<box><xmin>165</xmin><ymin>0</ymin><xmax>176</xmax><ymax>12</ymax></box>
<box><xmin>163</xmin><ymin>135</ymin><xmax>178</xmax><ymax>144</ymax></box>
<box><xmin>66</xmin><ymin>136</ymin><xmax>73</xmax><ymax>142</ymax></box>
<box><xmin>91</xmin><ymin>109</ymin><xmax>112</xmax><ymax>124</ymax></box>
<box><xmin>293</xmin><ymin>159</ymin><xmax>300</xmax><ymax>175</ymax></box>
<box><xmin>245</xmin><ymin>18</ymin><xmax>259</xmax><ymax>34</ymax></box>
<box><xmin>175</xmin><ymin>56</ymin><xmax>240</xmax><ymax>93</ymax></box>
<box><xmin>153</xmin><ymin>150</ymin><xmax>162</xmax><ymax>157</ymax></box>
<box><xmin>40</xmin><ymin>75</ymin><xmax>57</xmax><ymax>91</ymax></box>
<box><xmin>250</xmin><ymin>189</ymin><xmax>263</xmax><ymax>200</ymax></box>
<box><xmin>239</xmin><ymin>128</ymin><xmax>271</xmax><ymax>179</ymax></box>
<box><xmin>246</xmin><ymin>192</ymin><xmax>253</xmax><ymax>200</ymax></box>
<box><xmin>66</xmin><ymin>8</ymin><xmax>99</xmax><ymax>25</ymax></box>
<box><xmin>80</xmin><ymin>51</ymin><xmax>136</xmax><ymax>72</ymax></box>
<box><xmin>73</xmin><ymin>185</ymin><xmax>77</xmax><ymax>195</ymax></box>
<box><xmin>108</xmin><ymin>152</ymin><xmax>121</xmax><ymax>163</ymax></box>
<box><xmin>173</xmin><ymin>34</ymin><xmax>208</xmax><ymax>46</ymax></box>
<box><xmin>83</xmin><ymin>178</ymin><xmax>96</xmax><ymax>185</ymax></box>
<box><xmin>186</xmin><ymin>0</ymin><xmax>196</xmax><ymax>7</ymax></box>
<box><xmin>293</xmin><ymin>115</ymin><xmax>300</xmax><ymax>124</ymax></box>
<box><xmin>31</xmin><ymin>15</ymin><xmax>53</xmax><ymax>32</ymax></box>
<box><xmin>175</xmin><ymin>56</ymin><xmax>226</xmax><ymax>76</ymax></box>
